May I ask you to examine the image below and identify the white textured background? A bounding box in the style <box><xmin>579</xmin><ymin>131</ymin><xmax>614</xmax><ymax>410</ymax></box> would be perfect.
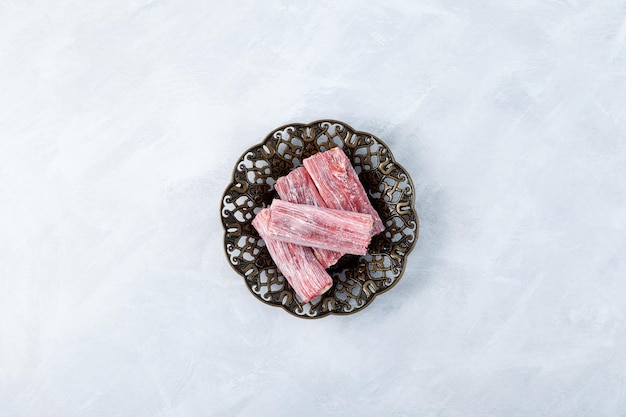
<box><xmin>2</xmin><ymin>0</ymin><xmax>626</xmax><ymax>416</ymax></box>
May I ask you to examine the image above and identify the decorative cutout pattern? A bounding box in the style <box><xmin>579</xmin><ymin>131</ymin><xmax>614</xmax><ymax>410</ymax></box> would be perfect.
<box><xmin>221</xmin><ymin>120</ymin><xmax>419</xmax><ymax>318</ymax></box>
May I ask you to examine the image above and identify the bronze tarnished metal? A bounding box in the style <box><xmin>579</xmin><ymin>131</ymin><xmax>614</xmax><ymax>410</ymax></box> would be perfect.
<box><xmin>220</xmin><ymin>120</ymin><xmax>419</xmax><ymax>318</ymax></box>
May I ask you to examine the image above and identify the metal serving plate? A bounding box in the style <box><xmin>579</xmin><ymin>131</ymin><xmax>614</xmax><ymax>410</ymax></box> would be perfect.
<box><xmin>221</xmin><ymin>120</ymin><xmax>418</xmax><ymax>318</ymax></box>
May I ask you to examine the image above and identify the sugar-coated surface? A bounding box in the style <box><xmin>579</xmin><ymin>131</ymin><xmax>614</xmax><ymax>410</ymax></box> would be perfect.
<box><xmin>252</xmin><ymin>209</ymin><xmax>332</xmax><ymax>303</ymax></box>
<box><xmin>2</xmin><ymin>1</ymin><xmax>626</xmax><ymax>416</ymax></box>
<box><xmin>274</xmin><ymin>167</ymin><xmax>343</xmax><ymax>268</ymax></box>
<box><xmin>267</xmin><ymin>199</ymin><xmax>373</xmax><ymax>255</ymax></box>
<box><xmin>304</xmin><ymin>147</ymin><xmax>386</xmax><ymax>235</ymax></box>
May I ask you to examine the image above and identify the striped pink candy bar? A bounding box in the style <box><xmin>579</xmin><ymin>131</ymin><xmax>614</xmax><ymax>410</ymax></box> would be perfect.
<box><xmin>252</xmin><ymin>208</ymin><xmax>333</xmax><ymax>303</ymax></box>
<box><xmin>266</xmin><ymin>199</ymin><xmax>373</xmax><ymax>255</ymax></box>
<box><xmin>303</xmin><ymin>146</ymin><xmax>385</xmax><ymax>236</ymax></box>
<box><xmin>275</xmin><ymin>167</ymin><xmax>343</xmax><ymax>268</ymax></box>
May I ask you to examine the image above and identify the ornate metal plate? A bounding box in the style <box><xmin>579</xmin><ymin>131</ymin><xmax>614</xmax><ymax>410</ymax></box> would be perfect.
<box><xmin>220</xmin><ymin>120</ymin><xmax>419</xmax><ymax>318</ymax></box>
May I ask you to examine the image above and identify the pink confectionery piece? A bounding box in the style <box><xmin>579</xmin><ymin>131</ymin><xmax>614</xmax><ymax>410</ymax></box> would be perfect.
<box><xmin>266</xmin><ymin>199</ymin><xmax>373</xmax><ymax>255</ymax></box>
<box><xmin>275</xmin><ymin>167</ymin><xmax>343</xmax><ymax>268</ymax></box>
<box><xmin>252</xmin><ymin>208</ymin><xmax>333</xmax><ymax>303</ymax></box>
<box><xmin>303</xmin><ymin>146</ymin><xmax>385</xmax><ymax>236</ymax></box>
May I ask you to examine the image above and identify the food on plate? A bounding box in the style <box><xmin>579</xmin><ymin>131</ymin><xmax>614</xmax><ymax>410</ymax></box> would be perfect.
<box><xmin>303</xmin><ymin>146</ymin><xmax>385</xmax><ymax>235</ymax></box>
<box><xmin>251</xmin><ymin>146</ymin><xmax>386</xmax><ymax>303</ymax></box>
<box><xmin>266</xmin><ymin>199</ymin><xmax>373</xmax><ymax>255</ymax></box>
<box><xmin>252</xmin><ymin>208</ymin><xmax>333</xmax><ymax>302</ymax></box>
<box><xmin>274</xmin><ymin>167</ymin><xmax>343</xmax><ymax>268</ymax></box>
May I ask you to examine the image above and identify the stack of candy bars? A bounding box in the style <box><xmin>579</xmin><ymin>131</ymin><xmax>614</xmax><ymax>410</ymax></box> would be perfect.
<box><xmin>252</xmin><ymin>147</ymin><xmax>384</xmax><ymax>302</ymax></box>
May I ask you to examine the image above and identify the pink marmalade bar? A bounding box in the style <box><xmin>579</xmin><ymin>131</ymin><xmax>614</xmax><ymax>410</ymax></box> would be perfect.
<box><xmin>275</xmin><ymin>167</ymin><xmax>343</xmax><ymax>268</ymax></box>
<box><xmin>252</xmin><ymin>208</ymin><xmax>333</xmax><ymax>303</ymax></box>
<box><xmin>266</xmin><ymin>199</ymin><xmax>373</xmax><ymax>255</ymax></box>
<box><xmin>303</xmin><ymin>147</ymin><xmax>385</xmax><ymax>236</ymax></box>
